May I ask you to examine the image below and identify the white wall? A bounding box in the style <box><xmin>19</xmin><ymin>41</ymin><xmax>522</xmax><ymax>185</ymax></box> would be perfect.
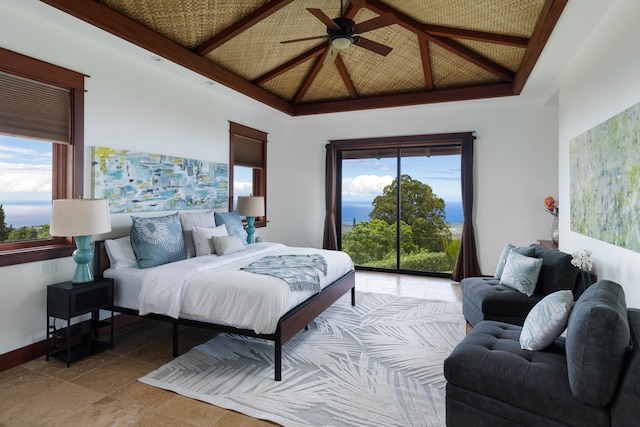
<box><xmin>0</xmin><ymin>0</ymin><xmax>287</xmax><ymax>354</ymax></box>
<box><xmin>558</xmin><ymin>0</ymin><xmax>640</xmax><ymax>308</ymax></box>
<box><xmin>285</xmin><ymin>98</ymin><xmax>559</xmax><ymax>273</ymax></box>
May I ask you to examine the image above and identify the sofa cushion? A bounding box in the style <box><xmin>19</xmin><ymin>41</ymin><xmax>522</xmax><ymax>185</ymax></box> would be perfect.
<box><xmin>520</xmin><ymin>290</ymin><xmax>574</xmax><ymax>351</ymax></box>
<box><xmin>566</xmin><ymin>280</ymin><xmax>630</xmax><ymax>407</ymax></box>
<box><xmin>444</xmin><ymin>320</ymin><xmax>609</xmax><ymax>426</ymax></box>
<box><xmin>530</xmin><ymin>244</ymin><xmax>579</xmax><ymax>295</ymax></box>
<box><xmin>500</xmin><ymin>251</ymin><xmax>543</xmax><ymax>297</ymax></box>
<box><xmin>494</xmin><ymin>243</ymin><xmax>536</xmax><ymax>279</ymax></box>
<box><xmin>610</xmin><ymin>309</ymin><xmax>640</xmax><ymax>426</ymax></box>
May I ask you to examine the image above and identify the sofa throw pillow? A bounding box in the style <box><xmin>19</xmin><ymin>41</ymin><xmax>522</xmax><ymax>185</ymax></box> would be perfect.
<box><xmin>214</xmin><ymin>211</ymin><xmax>248</xmax><ymax>244</ymax></box>
<box><xmin>130</xmin><ymin>212</ymin><xmax>187</xmax><ymax>268</ymax></box>
<box><xmin>520</xmin><ymin>290</ymin><xmax>574</xmax><ymax>351</ymax></box>
<box><xmin>499</xmin><ymin>251</ymin><xmax>543</xmax><ymax>297</ymax></box>
<box><xmin>212</xmin><ymin>235</ymin><xmax>245</xmax><ymax>256</ymax></box>
<box><xmin>179</xmin><ymin>211</ymin><xmax>215</xmax><ymax>258</ymax></box>
<box><xmin>192</xmin><ymin>225</ymin><xmax>228</xmax><ymax>256</ymax></box>
<box><xmin>104</xmin><ymin>236</ymin><xmax>138</xmax><ymax>269</ymax></box>
<box><xmin>566</xmin><ymin>280</ymin><xmax>630</xmax><ymax>406</ymax></box>
<box><xmin>494</xmin><ymin>244</ymin><xmax>536</xmax><ymax>279</ymax></box>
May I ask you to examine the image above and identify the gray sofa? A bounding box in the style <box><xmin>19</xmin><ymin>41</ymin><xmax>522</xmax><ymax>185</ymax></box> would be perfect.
<box><xmin>461</xmin><ymin>244</ymin><xmax>586</xmax><ymax>327</ymax></box>
<box><xmin>444</xmin><ymin>280</ymin><xmax>640</xmax><ymax>426</ymax></box>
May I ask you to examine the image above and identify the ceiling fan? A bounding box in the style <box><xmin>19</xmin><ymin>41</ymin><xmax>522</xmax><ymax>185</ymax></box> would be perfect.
<box><xmin>281</xmin><ymin>0</ymin><xmax>395</xmax><ymax>64</ymax></box>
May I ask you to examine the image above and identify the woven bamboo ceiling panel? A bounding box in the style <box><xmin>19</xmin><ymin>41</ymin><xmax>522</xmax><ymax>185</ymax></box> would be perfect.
<box><xmin>42</xmin><ymin>0</ymin><xmax>568</xmax><ymax>115</ymax></box>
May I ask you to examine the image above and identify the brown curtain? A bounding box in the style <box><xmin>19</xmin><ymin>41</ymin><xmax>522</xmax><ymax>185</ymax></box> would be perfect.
<box><xmin>452</xmin><ymin>134</ymin><xmax>481</xmax><ymax>281</ymax></box>
<box><xmin>323</xmin><ymin>144</ymin><xmax>338</xmax><ymax>249</ymax></box>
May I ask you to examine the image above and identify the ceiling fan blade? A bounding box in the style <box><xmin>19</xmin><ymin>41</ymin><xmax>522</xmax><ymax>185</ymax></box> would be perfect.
<box><xmin>355</xmin><ymin>13</ymin><xmax>395</xmax><ymax>34</ymax></box>
<box><xmin>324</xmin><ymin>47</ymin><xmax>339</xmax><ymax>65</ymax></box>
<box><xmin>355</xmin><ymin>37</ymin><xmax>393</xmax><ymax>56</ymax></box>
<box><xmin>281</xmin><ymin>35</ymin><xmax>328</xmax><ymax>44</ymax></box>
<box><xmin>308</xmin><ymin>8</ymin><xmax>338</xmax><ymax>29</ymax></box>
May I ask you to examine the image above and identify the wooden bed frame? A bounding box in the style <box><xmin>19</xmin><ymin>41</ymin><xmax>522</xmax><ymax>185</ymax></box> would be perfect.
<box><xmin>94</xmin><ymin>240</ymin><xmax>356</xmax><ymax>381</ymax></box>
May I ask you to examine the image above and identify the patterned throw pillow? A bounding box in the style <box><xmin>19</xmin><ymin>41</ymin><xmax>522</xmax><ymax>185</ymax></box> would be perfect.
<box><xmin>499</xmin><ymin>251</ymin><xmax>543</xmax><ymax>296</ymax></box>
<box><xmin>214</xmin><ymin>211</ymin><xmax>248</xmax><ymax>244</ymax></box>
<box><xmin>494</xmin><ymin>243</ymin><xmax>536</xmax><ymax>279</ymax></box>
<box><xmin>130</xmin><ymin>212</ymin><xmax>187</xmax><ymax>268</ymax></box>
<box><xmin>520</xmin><ymin>290</ymin><xmax>574</xmax><ymax>351</ymax></box>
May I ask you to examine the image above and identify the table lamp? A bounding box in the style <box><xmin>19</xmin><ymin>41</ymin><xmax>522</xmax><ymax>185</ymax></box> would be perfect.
<box><xmin>50</xmin><ymin>198</ymin><xmax>112</xmax><ymax>284</ymax></box>
<box><xmin>236</xmin><ymin>196</ymin><xmax>264</xmax><ymax>244</ymax></box>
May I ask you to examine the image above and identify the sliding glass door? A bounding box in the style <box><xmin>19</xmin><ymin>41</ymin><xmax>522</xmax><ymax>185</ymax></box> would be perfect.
<box><xmin>339</xmin><ymin>144</ymin><xmax>461</xmax><ymax>275</ymax></box>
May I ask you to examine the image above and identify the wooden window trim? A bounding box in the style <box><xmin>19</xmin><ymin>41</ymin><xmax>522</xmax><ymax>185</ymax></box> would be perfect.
<box><xmin>0</xmin><ymin>48</ymin><xmax>85</xmax><ymax>267</ymax></box>
<box><xmin>229</xmin><ymin>122</ymin><xmax>267</xmax><ymax>228</ymax></box>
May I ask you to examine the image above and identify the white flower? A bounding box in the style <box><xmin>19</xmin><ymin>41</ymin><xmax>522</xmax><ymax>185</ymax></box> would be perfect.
<box><xmin>571</xmin><ymin>250</ymin><xmax>593</xmax><ymax>271</ymax></box>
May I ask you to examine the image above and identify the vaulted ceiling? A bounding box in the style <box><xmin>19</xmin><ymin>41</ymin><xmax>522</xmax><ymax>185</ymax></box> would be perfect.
<box><xmin>41</xmin><ymin>0</ymin><xmax>568</xmax><ymax>116</ymax></box>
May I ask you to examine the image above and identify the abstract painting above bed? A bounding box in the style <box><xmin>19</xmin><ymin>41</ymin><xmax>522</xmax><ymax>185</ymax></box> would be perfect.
<box><xmin>91</xmin><ymin>146</ymin><xmax>228</xmax><ymax>213</ymax></box>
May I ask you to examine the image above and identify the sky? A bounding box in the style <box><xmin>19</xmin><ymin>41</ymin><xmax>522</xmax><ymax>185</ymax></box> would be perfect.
<box><xmin>341</xmin><ymin>154</ymin><xmax>461</xmax><ymax>203</ymax></box>
<box><xmin>0</xmin><ymin>135</ymin><xmax>52</xmax><ymax>201</ymax></box>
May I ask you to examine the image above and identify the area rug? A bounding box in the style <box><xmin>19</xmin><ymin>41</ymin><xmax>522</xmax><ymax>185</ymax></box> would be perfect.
<box><xmin>139</xmin><ymin>292</ymin><xmax>465</xmax><ymax>426</ymax></box>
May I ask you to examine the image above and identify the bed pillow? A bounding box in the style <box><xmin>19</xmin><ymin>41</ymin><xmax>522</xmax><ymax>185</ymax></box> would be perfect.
<box><xmin>179</xmin><ymin>211</ymin><xmax>216</xmax><ymax>258</ymax></box>
<box><xmin>214</xmin><ymin>211</ymin><xmax>248</xmax><ymax>245</ymax></box>
<box><xmin>104</xmin><ymin>236</ymin><xmax>138</xmax><ymax>269</ymax></box>
<box><xmin>130</xmin><ymin>212</ymin><xmax>187</xmax><ymax>268</ymax></box>
<box><xmin>520</xmin><ymin>290</ymin><xmax>574</xmax><ymax>351</ymax></box>
<box><xmin>192</xmin><ymin>225</ymin><xmax>228</xmax><ymax>256</ymax></box>
<box><xmin>499</xmin><ymin>251</ymin><xmax>543</xmax><ymax>296</ymax></box>
<box><xmin>494</xmin><ymin>243</ymin><xmax>536</xmax><ymax>279</ymax></box>
<box><xmin>212</xmin><ymin>235</ymin><xmax>245</xmax><ymax>256</ymax></box>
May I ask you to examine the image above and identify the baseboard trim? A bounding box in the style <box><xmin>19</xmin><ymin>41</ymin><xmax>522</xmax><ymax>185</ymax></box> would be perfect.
<box><xmin>0</xmin><ymin>313</ymin><xmax>140</xmax><ymax>373</ymax></box>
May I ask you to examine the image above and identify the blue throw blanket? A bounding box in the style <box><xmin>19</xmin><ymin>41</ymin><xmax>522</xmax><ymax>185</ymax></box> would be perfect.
<box><xmin>241</xmin><ymin>254</ymin><xmax>328</xmax><ymax>292</ymax></box>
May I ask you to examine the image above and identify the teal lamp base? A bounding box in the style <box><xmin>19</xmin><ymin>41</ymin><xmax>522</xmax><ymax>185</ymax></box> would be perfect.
<box><xmin>245</xmin><ymin>216</ymin><xmax>256</xmax><ymax>244</ymax></box>
<box><xmin>71</xmin><ymin>235</ymin><xmax>95</xmax><ymax>284</ymax></box>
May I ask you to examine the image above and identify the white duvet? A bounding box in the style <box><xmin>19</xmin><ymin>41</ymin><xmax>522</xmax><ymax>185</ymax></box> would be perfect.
<box><xmin>105</xmin><ymin>242</ymin><xmax>354</xmax><ymax>334</ymax></box>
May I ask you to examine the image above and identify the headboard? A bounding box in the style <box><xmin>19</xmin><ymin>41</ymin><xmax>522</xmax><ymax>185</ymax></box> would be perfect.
<box><xmin>93</xmin><ymin>240</ymin><xmax>110</xmax><ymax>280</ymax></box>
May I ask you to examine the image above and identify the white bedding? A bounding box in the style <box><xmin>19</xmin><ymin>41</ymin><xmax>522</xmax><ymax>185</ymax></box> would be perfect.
<box><xmin>104</xmin><ymin>242</ymin><xmax>354</xmax><ymax>334</ymax></box>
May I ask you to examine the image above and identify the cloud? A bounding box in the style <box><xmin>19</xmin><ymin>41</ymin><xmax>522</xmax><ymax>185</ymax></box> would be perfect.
<box><xmin>234</xmin><ymin>180</ymin><xmax>253</xmax><ymax>196</ymax></box>
<box><xmin>0</xmin><ymin>162</ymin><xmax>52</xmax><ymax>192</ymax></box>
<box><xmin>342</xmin><ymin>174</ymin><xmax>394</xmax><ymax>198</ymax></box>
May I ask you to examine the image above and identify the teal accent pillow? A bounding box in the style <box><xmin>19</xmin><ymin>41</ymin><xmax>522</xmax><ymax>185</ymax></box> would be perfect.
<box><xmin>500</xmin><ymin>251</ymin><xmax>543</xmax><ymax>296</ymax></box>
<box><xmin>130</xmin><ymin>212</ymin><xmax>187</xmax><ymax>268</ymax></box>
<box><xmin>494</xmin><ymin>243</ymin><xmax>536</xmax><ymax>279</ymax></box>
<box><xmin>214</xmin><ymin>211</ymin><xmax>248</xmax><ymax>244</ymax></box>
<box><xmin>520</xmin><ymin>290</ymin><xmax>574</xmax><ymax>351</ymax></box>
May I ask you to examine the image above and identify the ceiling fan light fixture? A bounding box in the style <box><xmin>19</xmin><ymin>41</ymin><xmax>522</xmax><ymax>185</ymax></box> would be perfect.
<box><xmin>330</xmin><ymin>35</ymin><xmax>352</xmax><ymax>50</ymax></box>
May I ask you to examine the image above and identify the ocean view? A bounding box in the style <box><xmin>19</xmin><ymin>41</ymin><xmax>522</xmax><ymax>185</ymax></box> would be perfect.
<box><xmin>342</xmin><ymin>200</ymin><xmax>464</xmax><ymax>225</ymax></box>
<box><xmin>1</xmin><ymin>200</ymin><xmax>51</xmax><ymax>228</ymax></box>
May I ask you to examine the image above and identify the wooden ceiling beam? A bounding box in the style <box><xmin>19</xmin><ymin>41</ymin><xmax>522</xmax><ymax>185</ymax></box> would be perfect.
<box><xmin>293</xmin><ymin>48</ymin><xmax>330</xmax><ymax>105</ymax></box>
<box><xmin>253</xmin><ymin>44</ymin><xmax>326</xmax><ymax>85</ymax></box>
<box><xmin>294</xmin><ymin>82</ymin><xmax>515</xmax><ymax>115</ymax></box>
<box><xmin>364</xmin><ymin>0</ymin><xmax>513</xmax><ymax>82</ymax></box>
<box><xmin>334</xmin><ymin>54</ymin><xmax>358</xmax><ymax>99</ymax></box>
<box><xmin>418</xmin><ymin>34</ymin><xmax>434</xmax><ymax>90</ymax></box>
<box><xmin>513</xmin><ymin>0</ymin><xmax>568</xmax><ymax>94</ymax></box>
<box><xmin>195</xmin><ymin>0</ymin><xmax>295</xmax><ymax>56</ymax></box>
<box><xmin>425</xmin><ymin>33</ymin><xmax>515</xmax><ymax>82</ymax></box>
<box><xmin>40</xmin><ymin>0</ymin><xmax>294</xmax><ymax>115</ymax></box>
<box><xmin>423</xmin><ymin>25</ymin><xmax>529</xmax><ymax>48</ymax></box>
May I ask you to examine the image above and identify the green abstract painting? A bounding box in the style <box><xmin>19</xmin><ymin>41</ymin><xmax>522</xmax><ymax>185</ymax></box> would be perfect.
<box><xmin>570</xmin><ymin>101</ymin><xmax>640</xmax><ymax>252</ymax></box>
<box><xmin>92</xmin><ymin>146</ymin><xmax>228</xmax><ymax>213</ymax></box>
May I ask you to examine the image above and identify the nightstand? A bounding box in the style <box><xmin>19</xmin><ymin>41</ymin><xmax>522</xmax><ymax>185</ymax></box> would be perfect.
<box><xmin>46</xmin><ymin>278</ymin><xmax>114</xmax><ymax>367</ymax></box>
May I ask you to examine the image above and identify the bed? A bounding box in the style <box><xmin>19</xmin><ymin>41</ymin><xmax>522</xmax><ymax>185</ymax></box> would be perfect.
<box><xmin>94</xmin><ymin>232</ymin><xmax>355</xmax><ymax>381</ymax></box>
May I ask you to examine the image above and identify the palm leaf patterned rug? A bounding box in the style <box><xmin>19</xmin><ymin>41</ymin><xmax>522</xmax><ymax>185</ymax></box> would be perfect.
<box><xmin>139</xmin><ymin>292</ymin><xmax>465</xmax><ymax>427</ymax></box>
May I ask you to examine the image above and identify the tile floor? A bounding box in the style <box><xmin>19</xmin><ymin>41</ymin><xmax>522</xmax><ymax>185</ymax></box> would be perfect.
<box><xmin>0</xmin><ymin>272</ymin><xmax>462</xmax><ymax>427</ymax></box>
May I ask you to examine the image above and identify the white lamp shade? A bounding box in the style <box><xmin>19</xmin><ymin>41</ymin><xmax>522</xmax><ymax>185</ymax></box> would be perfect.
<box><xmin>50</xmin><ymin>198</ymin><xmax>112</xmax><ymax>237</ymax></box>
<box><xmin>236</xmin><ymin>196</ymin><xmax>265</xmax><ymax>217</ymax></box>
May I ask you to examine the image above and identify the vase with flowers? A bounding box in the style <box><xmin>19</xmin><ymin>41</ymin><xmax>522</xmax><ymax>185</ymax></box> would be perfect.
<box><xmin>545</xmin><ymin>196</ymin><xmax>559</xmax><ymax>243</ymax></box>
<box><xmin>571</xmin><ymin>250</ymin><xmax>593</xmax><ymax>292</ymax></box>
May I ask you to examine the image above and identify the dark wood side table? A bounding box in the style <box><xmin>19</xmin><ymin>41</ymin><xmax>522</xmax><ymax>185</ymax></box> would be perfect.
<box><xmin>46</xmin><ymin>278</ymin><xmax>114</xmax><ymax>367</ymax></box>
<box><xmin>538</xmin><ymin>239</ymin><xmax>559</xmax><ymax>250</ymax></box>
